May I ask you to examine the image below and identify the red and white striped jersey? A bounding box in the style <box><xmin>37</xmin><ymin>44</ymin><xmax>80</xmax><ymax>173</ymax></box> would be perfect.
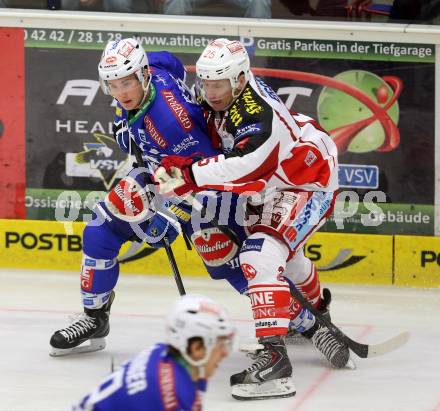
<box><xmin>192</xmin><ymin>73</ymin><xmax>338</xmax><ymax>201</ymax></box>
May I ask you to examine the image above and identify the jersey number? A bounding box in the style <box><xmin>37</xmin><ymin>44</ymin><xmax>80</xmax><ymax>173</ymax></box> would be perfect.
<box><xmin>80</xmin><ymin>369</ymin><xmax>124</xmax><ymax>409</ymax></box>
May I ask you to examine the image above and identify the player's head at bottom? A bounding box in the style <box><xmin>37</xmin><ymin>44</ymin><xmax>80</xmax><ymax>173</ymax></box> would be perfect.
<box><xmin>165</xmin><ymin>294</ymin><xmax>236</xmax><ymax>379</ymax></box>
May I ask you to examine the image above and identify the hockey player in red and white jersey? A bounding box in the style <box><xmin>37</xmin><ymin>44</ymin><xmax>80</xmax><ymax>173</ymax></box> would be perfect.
<box><xmin>154</xmin><ymin>39</ymin><xmax>351</xmax><ymax>400</ymax></box>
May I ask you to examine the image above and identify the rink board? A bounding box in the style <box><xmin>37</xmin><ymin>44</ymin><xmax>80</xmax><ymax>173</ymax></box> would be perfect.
<box><xmin>304</xmin><ymin>232</ymin><xmax>392</xmax><ymax>285</ymax></box>
<box><xmin>3</xmin><ymin>218</ymin><xmax>439</xmax><ymax>287</ymax></box>
<box><xmin>0</xmin><ymin>219</ymin><xmax>205</xmax><ymax>276</ymax></box>
<box><xmin>394</xmin><ymin>235</ymin><xmax>440</xmax><ymax>287</ymax></box>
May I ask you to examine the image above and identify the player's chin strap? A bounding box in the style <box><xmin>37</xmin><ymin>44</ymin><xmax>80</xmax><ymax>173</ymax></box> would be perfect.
<box><xmin>187</xmin><ymin>193</ymin><xmax>410</xmax><ymax>360</ymax></box>
<box><xmin>184</xmin><ymin>356</ymin><xmax>206</xmax><ymax>379</ymax></box>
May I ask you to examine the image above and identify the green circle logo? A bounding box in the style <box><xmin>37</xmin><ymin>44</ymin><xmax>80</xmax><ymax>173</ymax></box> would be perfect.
<box><xmin>317</xmin><ymin>70</ymin><xmax>399</xmax><ymax>153</ymax></box>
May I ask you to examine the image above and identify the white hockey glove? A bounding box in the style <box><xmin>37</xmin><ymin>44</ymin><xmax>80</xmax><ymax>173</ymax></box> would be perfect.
<box><xmin>153</xmin><ymin>155</ymin><xmax>202</xmax><ymax>197</ymax></box>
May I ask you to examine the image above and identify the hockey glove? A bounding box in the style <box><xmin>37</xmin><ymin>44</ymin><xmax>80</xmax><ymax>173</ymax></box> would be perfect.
<box><xmin>154</xmin><ymin>155</ymin><xmax>201</xmax><ymax>197</ymax></box>
<box><xmin>113</xmin><ymin>119</ymin><xmax>130</xmax><ymax>153</ymax></box>
<box><xmin>144</xmin><ymin>211</ymin><xmax>179</xmax><ymax>248</ymax></box>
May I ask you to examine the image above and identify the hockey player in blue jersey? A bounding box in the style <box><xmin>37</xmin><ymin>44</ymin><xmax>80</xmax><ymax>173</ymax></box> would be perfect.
<box><xmin>72</xmin><ymin>294</ymin><xmax>235</xmax><ymax>411</ymax></box>
<box><xmin>49</xmin><ymin>38</ymin><xmax>247</xmax><ymax>356</ymax></box>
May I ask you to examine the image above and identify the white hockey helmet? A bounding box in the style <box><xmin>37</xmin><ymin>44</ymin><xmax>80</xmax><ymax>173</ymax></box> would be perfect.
<box><xmin>98</xmin><ymin>38</ymin><xmax>149</xmax><ymax>95</ymax></box>
<box><xmin>165</xmin><ymin>294</ymin><xmax>235</xmax><ymax>367</ymax></box>
<box><xmin>196</xmin><ymin>38</ymin><xmax>250</xmax><ymax>91</ymax></box>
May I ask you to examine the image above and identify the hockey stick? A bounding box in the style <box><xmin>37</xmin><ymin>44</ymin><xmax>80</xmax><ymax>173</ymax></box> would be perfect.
<box><xmin>163</xmin><ymin>237</ymin><xmax>186</xmax><ymax>296</ymax></box>
<box><xmin>285</xmin><ymin>279</ymin><xmax>410</xmax><ymax>358</ymax></box>
<box><xmin>130</xmin><ymin>142</ymin><xmax>186</xmax><ymax>296</ymax></box>
<box><xmin>187</xmin><ymin>193</ymin><xmax>410</xmax><ymax>359</ymax></box>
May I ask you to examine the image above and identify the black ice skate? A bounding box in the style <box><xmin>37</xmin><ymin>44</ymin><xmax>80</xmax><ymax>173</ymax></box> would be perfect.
<box><xmin>303</xmin><ymin>319</ymin><xmax>351</xmax><ymax>369</ymax></box>
<box><xmin>230</xmin><ymin>335</ymin><xmax>296</xmax><ymax>400</ymax></box>
<box><xmin>49</xmin><ymin>291</ymin><xmax>115</xmax><ymax>357</ymax></box>
<box><xmin>286</xmin><ymin>287</ymin><xmax>332</xmax><ymax>344</ymax></box>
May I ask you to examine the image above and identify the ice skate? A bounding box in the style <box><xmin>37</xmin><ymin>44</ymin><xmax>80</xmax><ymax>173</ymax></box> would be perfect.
<box><xmin>286</xmin><ymin>287</ymin><xmax>332</xmax><ymax>344</ymax></box>
<box><xmin>49</xmin><ymin>291</ymin><xmax>115</xmax><ymax>357</ymax></box>
<box><xmin>230</xmin><ymin>335</ymin><xmax>296</xmax><ymax>400</ymax></box>
<box><xmin>303</xmin><ymin>320</ymin><xmax>351</xmax><ymax>368</ymax></box>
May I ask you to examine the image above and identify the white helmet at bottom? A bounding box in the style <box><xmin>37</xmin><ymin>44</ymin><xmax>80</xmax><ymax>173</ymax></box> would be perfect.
<box><xmin>98</xmin><ymin>38</ymin><xmax>149</xmax><ymax>95</ymax></box>
<box><xmin>165</xmin><ymin>294</ymin><xmax>235</xmax><ymax>367</ymax></box>
<box><xmin>196</xmin><ymin>38</ymin><xmax>250</xmax><ymax>91</ymax></box>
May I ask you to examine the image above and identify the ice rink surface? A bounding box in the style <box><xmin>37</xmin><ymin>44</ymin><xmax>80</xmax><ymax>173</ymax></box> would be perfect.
<box><xmin>1</xmin><ymin>268</ymin><xmax>439</xmax><ymax>411</ymax></box>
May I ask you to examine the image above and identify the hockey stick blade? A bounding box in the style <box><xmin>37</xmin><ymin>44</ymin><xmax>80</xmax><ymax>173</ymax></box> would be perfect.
<box><xmin>361</xmin><ymin>331</ymin><xmax>410</xmax><ymax>358</ymax></box>
<box><xmin>317</xmin><ymin>309</ymin><xmax>410</xmax><ymax>359</ymax></box>
<box><xmin>288</xmin><ymin>281</ymin><xmax>410</xmax><ymax>359</ymax></box>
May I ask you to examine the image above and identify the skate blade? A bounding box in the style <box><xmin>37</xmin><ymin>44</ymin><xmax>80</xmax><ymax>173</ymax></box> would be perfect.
<box><xmin>345</xmin><ymin>358</ymin><xmax>356</xmax><ymax>370</ymax></box>
<box><xmin>285</xmin><ymin>333</ymin><xmax>308</xmax><ymax>345</ymax></box>
<box><xmin>49</xmin><ymin>338</ymin><xmax>106</xmax><ymax>357</ymax></box>
<box><xmin>231</xmin><ymin>377</ymin><xmax>296</xmax><ymax>400</ymax></box>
